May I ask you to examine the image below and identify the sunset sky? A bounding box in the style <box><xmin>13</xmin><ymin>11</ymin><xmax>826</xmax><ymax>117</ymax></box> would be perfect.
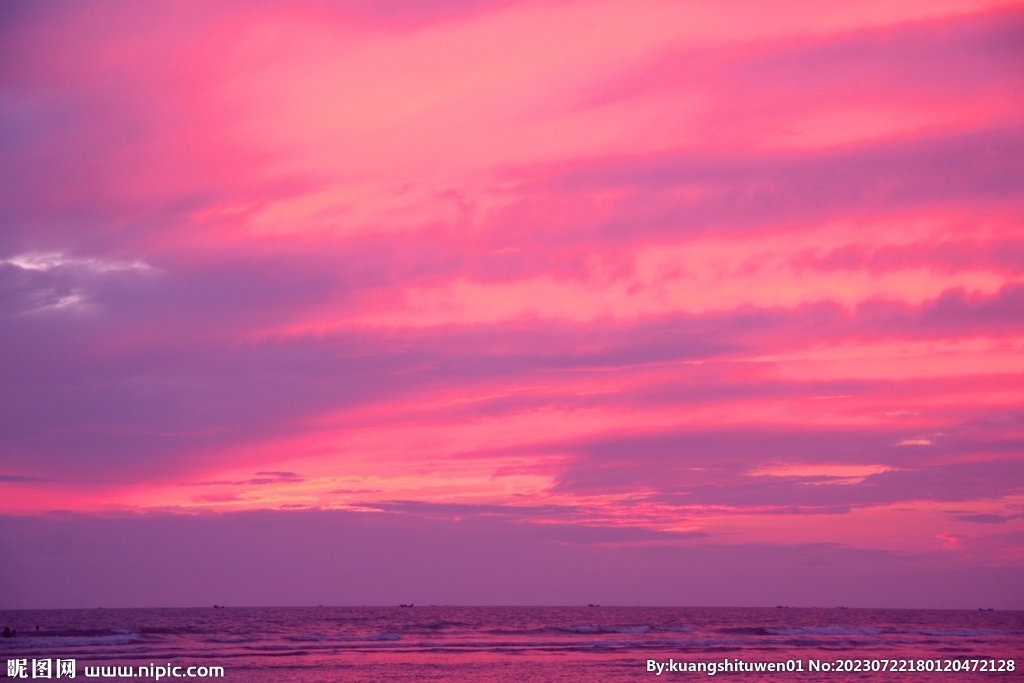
<box><xmin>1</xmin><ymin>0</ymin><xmax>1023</xmax><ymax>608</ymax></box>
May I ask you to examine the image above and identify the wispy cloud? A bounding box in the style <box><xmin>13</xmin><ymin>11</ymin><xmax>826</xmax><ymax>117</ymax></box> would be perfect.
<box><xmin>2</xmin><ymin>252</ymin><xmax>152</xmax><ymax>273</ymax></box>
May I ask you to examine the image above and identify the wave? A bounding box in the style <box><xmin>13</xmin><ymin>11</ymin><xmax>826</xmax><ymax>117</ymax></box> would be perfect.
<box><xmin>720</xmin><ymin>625</ymin><xmax>1021</xmax><ymax>639</ymax></box>
<box><xmin>718</xmin><ymin>627</ymin><xmax>772</xmax><ymax>635</ymax></box>
<box><xmin>0</xmin><ymin>633</ymin><xmax>141</xmax><ymax>648</ymax></box>
<box><xmin>140</xmin><ymin>626</ymin><xmax>203</xmax><ymax>635</ymax></box>
<box><xmin>285</xmin><ymin>633</ymin><xmax>402</xmax><ymax>642</ymax></box>
<box><xmin>765</xmin><ymin>627</ymin><xmax>883</xmax><ymax>636</ymax></box>
<box><xmin>719</xmin><ymin>626</ymin><xmax>886</xmax><ymax>637</ymax></box>
<box><xmin>404</xmin><ymin>620</ymin><xmax>473</xmax><ymax>631</ymax></box>
<box><xmin>482</xmin><ymin>627</ymin><xmax>551</xmax><ymax>637</ymax></box>
<box><xmin>483</xmin><ymin>625</ymin><xmax>690</xmax><ymax>637</ymax></box>
<box><xmin>908</xmin><ymin>629</ymin><xmax>1021</xmax><ymax>637</ymax></box>
<box><xmin>559</xmin><ymin>625</ymin><xmax>650</xmax><ymax>634</ymax></box>
<box><xmin>7</xmin><ymin>628</ymin><xmax>132</xmax><ymax>638</ymax></box>
<box><xmin>5</xmin><ymin>607</ymin><xmax>1018</xmax><ymax>664</ymax></box>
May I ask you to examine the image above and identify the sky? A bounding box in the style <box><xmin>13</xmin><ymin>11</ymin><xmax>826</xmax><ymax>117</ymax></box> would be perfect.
<box><xmin>1</xmin><ymin>0</ymin><xmax>1023</xmax><ymax>608</ymax></box>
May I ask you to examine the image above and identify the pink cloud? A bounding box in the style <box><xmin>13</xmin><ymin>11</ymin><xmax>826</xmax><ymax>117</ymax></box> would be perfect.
<box><xmin>1</xmin><ymin>0</ymin><xmax>1022</xmax><ymax>605</ymax></box>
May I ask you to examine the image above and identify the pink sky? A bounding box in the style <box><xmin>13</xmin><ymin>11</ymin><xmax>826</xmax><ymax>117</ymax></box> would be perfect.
<box><xmin>1</xmin><ymin>0</ymin><xmax>1023</xmax><ymax>607</ymax></box>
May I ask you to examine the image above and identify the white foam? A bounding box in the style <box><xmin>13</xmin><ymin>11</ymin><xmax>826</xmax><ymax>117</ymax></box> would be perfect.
<box><xmin>765</xmin><ymin>627</ymin><xmax>882</xmax><ymax>636</ymax></box>
<box><xmin>911</xmin><ymin>629</ymin><xmax>1020</xmax><ymax>637</ymax></box>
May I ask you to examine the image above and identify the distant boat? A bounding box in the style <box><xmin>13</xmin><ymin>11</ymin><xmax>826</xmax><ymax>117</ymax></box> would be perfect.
<box><xmin>588</xmin><ymin>604</ymin><xmax>600</xmax><ymax>607</ymax></box>
<box><xmin>400</xmin><ymin>604</ymin><xmax>413</xmax><ymax>608</ymax></box>
<box><xmin>213</xmin><ymin>605</ymin><xmax>225</xmax><ymax>609</ymax></box>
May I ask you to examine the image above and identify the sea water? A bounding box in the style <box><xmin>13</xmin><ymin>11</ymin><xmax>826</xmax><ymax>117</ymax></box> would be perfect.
<box><xmin>1</xmin><ymin>606</ymin><xmax>1021</xmax><ymax>681</ymax></box>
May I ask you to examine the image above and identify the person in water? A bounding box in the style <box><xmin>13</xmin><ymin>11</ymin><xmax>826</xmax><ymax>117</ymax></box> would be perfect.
<box><xmin>1</xmin><ymin>626</ymin><xmax>10</xmax><ymax>638</ymax></box>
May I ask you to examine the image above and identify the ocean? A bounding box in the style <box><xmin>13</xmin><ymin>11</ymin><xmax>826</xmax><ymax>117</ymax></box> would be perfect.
<box><xmin>1</xmin><ymin>606</ymin><xmax>1021</xmax><ymax>681</ymax></box>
